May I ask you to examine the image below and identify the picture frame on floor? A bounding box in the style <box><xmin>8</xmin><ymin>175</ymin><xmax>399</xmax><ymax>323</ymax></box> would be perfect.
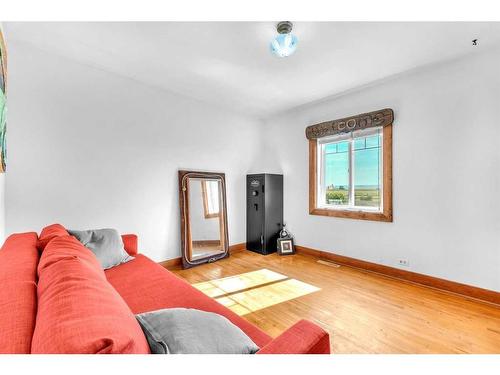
<box><xmin>277</xmin><ymin>237</ymin><xmax>295</xmax><ymax>255</ymax></box>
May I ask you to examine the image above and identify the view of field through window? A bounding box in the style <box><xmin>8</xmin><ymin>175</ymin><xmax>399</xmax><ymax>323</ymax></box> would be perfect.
<box><xmin>324</xmin><ymin>134</ymin><xmax>381</xmax><ymax>209</ymax></box>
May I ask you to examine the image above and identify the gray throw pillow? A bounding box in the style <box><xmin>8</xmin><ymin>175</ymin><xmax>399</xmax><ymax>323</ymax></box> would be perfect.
<box><xmin>136</xmin><ymin>308</ymin><xmax>260</xmax><ymax>354</ymax></box>
<box><xmin>68</xmin><ymin>228</ymin><xmax>133</xmax><ymax>270</ymax></box>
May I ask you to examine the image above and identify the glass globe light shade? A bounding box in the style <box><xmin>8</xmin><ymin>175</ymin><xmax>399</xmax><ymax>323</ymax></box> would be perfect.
<box><xmin>270</xmin><ymin>33</ymin><xmax>298</xmax><ymax>57</ymax></box>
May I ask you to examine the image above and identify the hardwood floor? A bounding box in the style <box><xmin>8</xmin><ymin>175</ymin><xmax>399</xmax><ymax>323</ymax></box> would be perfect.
<box><xmin>170</xmin><ymin>250</ymin><xmax>500</xmax><ymax>354</ymax></box>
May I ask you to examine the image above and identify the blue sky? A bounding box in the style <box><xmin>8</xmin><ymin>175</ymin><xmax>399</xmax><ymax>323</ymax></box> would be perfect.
<box><xmin>325</xmin><ymin>136</ymin><xmax>380</xmax><ymax>188</ymax></box>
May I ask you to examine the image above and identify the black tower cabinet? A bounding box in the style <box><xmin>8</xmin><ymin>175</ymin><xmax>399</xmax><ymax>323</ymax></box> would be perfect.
<box><xmin>246</xmin><ymin>174</ymin><xmax>283</xmax><ymax>255</ymax></box>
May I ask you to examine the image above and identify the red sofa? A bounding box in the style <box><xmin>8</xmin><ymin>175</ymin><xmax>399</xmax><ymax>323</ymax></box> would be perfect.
<box><xmin>0</xmin><ymin>224</ymin><xmax>330</xmax><ymax>354</ymax></box>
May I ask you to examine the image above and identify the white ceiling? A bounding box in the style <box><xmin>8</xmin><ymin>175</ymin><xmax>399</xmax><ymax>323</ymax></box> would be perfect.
<box><xmin>5</xmin><ymin>22</ymin><xmax>500</xmax><ymax>117</ymax></box>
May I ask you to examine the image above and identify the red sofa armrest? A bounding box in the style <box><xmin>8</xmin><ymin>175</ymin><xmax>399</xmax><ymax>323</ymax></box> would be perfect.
<box><xmin>121</xmin><ymin>234</ymin><xmax>138</xmax><ymax>256</ymax></box>
<box><xmin>256</xmin><ymin>319</ymin><xmax>330</xmax><ymax>354</ymax></box>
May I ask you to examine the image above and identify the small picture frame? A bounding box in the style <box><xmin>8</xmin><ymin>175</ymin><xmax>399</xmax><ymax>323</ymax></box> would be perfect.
<box><xmin>277</xmin><ymin>238</ymin><xmax>295</xmax><ymax>256</ymax></box>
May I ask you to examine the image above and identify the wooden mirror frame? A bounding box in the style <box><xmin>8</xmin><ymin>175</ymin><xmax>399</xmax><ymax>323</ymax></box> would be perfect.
<box><xmin>178</xmin><ymin>170</ymin><xmax>229</xmax><ymax>269</ymax></box>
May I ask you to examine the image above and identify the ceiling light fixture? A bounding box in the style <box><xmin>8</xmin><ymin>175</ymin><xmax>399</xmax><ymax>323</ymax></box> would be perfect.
<box><xmin>270</xmin><ymin>21</ymin><xmax>298</xmax><ymax>58</ymax></box>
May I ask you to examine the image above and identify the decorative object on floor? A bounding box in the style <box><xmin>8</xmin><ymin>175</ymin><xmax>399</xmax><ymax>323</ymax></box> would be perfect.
<box><xmin>0</xmin><ymin>27</ymin><xmax>7</xmax><ymax>173</ymax></box>
<box><xmin>246</xmin><ymin>174</ymin><xmax>283</xmax><ymax>255</ymax></box>
<box><xmin>178</xmin><ymin>170</ymin><xmax>229</xmax><ymax>268</ymax></box>
<box><xmin>277</xmin><ymin>237</ymin><xmax>295</xmax><ymax>255</ymax></box>
<box><xmin>279</xmin><ymin>222</ymin><xmax>290</xmax><ymax>239</ymax></box>
<box><xmin>277</xmin><ymin>223</ymin><xmax>295</xmax><ymax>255</ymax></box>
<box><xmin>270</xmin><ymin>21</ymin><xmax>298</xmax><ymax>58</ymax></box>
<box><xmin>136</xmin><ymin>308</ymin><xmax>260</xmax><ymax>354</ymax></box>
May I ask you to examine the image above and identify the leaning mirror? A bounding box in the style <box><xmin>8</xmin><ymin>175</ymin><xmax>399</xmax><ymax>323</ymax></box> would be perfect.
<box><xmin>178</xmin><ymin>170</ymin><xmax>229</xmax><ymax>268</ymax></box>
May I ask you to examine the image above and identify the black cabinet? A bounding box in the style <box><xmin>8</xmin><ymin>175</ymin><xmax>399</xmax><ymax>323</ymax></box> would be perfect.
<box><xmin>246</xmin><ymin>174</ymin><xmax>283</xmax><ymax>255</ymax></box>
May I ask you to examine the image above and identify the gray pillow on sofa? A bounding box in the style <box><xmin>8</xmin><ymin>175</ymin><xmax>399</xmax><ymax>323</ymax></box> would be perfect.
<box><xmin>68</xmin><ymin>228</ymin><xmax>133</xmax><ymax>269</ymax></box>
<box><xmin>136</xmin><ymin>308</ymin><xmax>260</xmax><ymax>354</ymax></box>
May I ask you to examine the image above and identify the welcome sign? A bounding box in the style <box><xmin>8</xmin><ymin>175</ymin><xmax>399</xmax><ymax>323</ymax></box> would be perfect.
<box><xmin>305</xmin><ymin>108</ymin><xmax>394</xmax><ymax>140</ymax></box>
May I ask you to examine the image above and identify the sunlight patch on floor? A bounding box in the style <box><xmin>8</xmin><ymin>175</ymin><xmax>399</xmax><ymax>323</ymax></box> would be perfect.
<box><xmin>193</xmin><ymin>269</ymin><xmax>320</xmax><ymax>315</ymax></box>
<box><xmin>194</xmin><ymin>268</ymin><xmax>287</xmax><ymax>298</ymax></box>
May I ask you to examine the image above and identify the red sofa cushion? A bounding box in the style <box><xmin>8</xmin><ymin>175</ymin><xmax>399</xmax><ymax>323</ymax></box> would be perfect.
<box><xmin>121</xmin><ymin>234</ymin><xmax>138</xmax><ymax>256</ymax></box>
<box><xmin>31</xmin><ymin>236</ymin><xmax>150</xmax><ymax>354</ymax></box>
<box><xmin>37</xmin><ymin>223</ymin><xmax>69</xmax><ymax>251</ymax></box>
<box><xmin>256</xmin><ymin>319</ymin><xmax>330</xmax><ymax>354</ymax></box>
<box><xmin>0</xmin><ymin>232</ymin><xmax>39</xmax><ymax>354</ymax></box>
<box><xmin>105</xmin><ymin>255</ymin><xmax>272</xmax><ymax>348</ymax></box>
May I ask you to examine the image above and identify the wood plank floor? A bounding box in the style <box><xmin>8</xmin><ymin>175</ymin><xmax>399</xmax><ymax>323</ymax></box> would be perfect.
<box><xmin>170</xmin><ymin>250</ymin><xmax>500</xmax><ymax>354</ymax></box>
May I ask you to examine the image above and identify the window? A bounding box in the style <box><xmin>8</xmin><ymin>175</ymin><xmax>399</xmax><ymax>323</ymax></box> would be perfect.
<box><xmin>319</xmin><ymin>127</ymin><xmax>382</xmax><ymax>210</ymax></box>
<box><xmin>202</xmin><ymin>180</ymin><xmax>221</xmax><ymax>218</ymax></box>
<box><xmin>309</xmin><ymin>125</ymin><xmax>392</xmax><ymax>222</ymax></box>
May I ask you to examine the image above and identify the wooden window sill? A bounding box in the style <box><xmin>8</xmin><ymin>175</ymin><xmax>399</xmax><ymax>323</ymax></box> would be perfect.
<box><xmin>309</xmin><ymin>207</ymin><xmax>392</xmax><ymax>222</ymax></box>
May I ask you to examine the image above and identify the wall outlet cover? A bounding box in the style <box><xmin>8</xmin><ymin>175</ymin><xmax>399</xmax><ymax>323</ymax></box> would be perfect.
<box><xmin>398</xmin><ymin>259</ymin><xmax>410</xmax><ymax>267</ymax></box>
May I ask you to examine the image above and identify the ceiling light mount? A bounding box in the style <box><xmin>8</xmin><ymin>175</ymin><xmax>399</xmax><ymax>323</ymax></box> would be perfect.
<box><xmin>270</xmin><ymin>21</ymin><xmax>298</xmax><ymax>58</ymax></box>
<box><xmin>276</xmin><ymin>21</ymin><xmax>293</xmax><ymax>35</ymax></box>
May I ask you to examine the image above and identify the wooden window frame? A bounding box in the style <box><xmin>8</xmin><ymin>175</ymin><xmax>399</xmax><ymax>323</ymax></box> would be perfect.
<box><xmin>309</xmin><ymin>124</ymin><xmax>393</xmax><ymax>222</ymax></box>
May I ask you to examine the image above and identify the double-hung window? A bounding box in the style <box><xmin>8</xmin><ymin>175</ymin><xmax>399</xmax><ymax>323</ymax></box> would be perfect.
<box><xmin>318</xmin><ymin>127</ymin><xmax>382</xmax><ymax>211</ymax></box>
<box><xmin>309</xmin><ymin>120</ymin><xmax>392</xmax><ymax>222</ymax></box>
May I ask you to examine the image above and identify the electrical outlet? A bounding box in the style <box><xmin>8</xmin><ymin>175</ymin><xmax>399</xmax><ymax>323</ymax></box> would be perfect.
<box><xmin>398</xmin><ymin>259</ymin><xmax>410</xmax><ymax>267</ymax></box>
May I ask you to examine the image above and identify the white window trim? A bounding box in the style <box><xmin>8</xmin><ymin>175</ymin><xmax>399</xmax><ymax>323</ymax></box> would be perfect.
<box><xmin>316</xmin><ymin>127</ymin><xmax>383</xmax><ymax>213</ymax></box>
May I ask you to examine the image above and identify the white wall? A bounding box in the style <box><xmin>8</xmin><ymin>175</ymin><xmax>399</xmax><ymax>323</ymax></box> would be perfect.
<box><xmin>262</xmin><ymin>48</ymin><xmax>500</xmax><ymax>291</ymax></box>
<box><xmin>5</xmin><ymin>40</ymin><xmax>264</xmax><ymax>262</ymax></box>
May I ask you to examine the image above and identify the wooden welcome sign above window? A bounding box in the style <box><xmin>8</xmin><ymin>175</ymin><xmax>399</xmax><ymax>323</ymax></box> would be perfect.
<box><xmin>305</xmin><ymin>108</ymin><xmax>394</xmax><ymax>140</ymax></box>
